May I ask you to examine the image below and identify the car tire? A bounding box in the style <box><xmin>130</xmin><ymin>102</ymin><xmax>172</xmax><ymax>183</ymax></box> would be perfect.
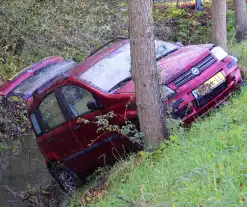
<box><xmin>51</xmin><ymin>163</ymin><xmax>83</xmax><ymax>193</ymax></box>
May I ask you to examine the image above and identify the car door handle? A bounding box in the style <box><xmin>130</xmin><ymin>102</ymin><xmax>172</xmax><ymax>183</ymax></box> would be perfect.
<box><xmin>47</xmin><ymin>137</ymin><xmax>56</xmax><ymax>143</ymax></box>
<box><xmin>72</xmin><ymin>124</ymin><xmax>81</xmax><ymax>131</ymax></box>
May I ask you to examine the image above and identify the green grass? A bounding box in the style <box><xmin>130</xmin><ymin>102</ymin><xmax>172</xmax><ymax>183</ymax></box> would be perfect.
<box><xmin>230</xmin><ymin>41</ymin><xmax>247</xmax><ymax>69</ymax></box>
<box><xmin>0</xmin><ymin>55</ymin><xmax>25</xmax><ymax>81</ymax></box>
<box><xmin>69</xmin><ymin>87</ymin><xmax>247</xmax><ymax>207</ymax></box>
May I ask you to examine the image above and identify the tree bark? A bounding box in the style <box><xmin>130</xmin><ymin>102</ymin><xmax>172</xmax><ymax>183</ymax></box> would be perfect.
<box><xmin>211</xmin><ymin>0</ymin><xmax>227</xmax><ymax>51</ymax></box>
<box><xmin>128</xmin><ymin>0</ymin><xmax>169</xmax><ymax>151</ymax></box>
<box><xmin>235</xmin><ymin>0</ymin><xmax>247</xmax><ymax>42</ymax></box>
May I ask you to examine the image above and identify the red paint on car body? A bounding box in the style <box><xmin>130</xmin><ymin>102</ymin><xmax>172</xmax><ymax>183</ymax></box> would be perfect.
<box><xmin>28</xmin><ymin>39</ymin><xmax>243</xmax><ymax>176</ymax></box>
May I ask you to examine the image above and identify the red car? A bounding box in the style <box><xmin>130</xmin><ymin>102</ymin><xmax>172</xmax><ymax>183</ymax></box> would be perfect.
<box><xmin>28</xmin><ymin>38</ymin><xmax>242</xmax><ymax>191</ymax></box>
<box><xmin>0</xmin><ymin>56</ymin><xmax>78</xmax><ymax>103</ymax></box>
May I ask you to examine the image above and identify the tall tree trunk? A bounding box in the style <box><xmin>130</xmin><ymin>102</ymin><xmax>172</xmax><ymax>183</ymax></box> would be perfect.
<box><xmin>212</xmin><ymin>0</ymin><xmax>227</xmax><ymax>51</ymax></box>
<box><xmin>235</xmin><ymin>0</ymin><xmax>247</xmax><ymax>42</ymax></box>
<box><xmin>128</xmin><ymin>0</ymin><xmax>169</xmax><ymax>151</ymax></box>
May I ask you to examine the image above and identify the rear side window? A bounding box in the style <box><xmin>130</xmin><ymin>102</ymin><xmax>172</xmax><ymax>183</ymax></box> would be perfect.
<box><xmin>30</xmin><ymin>113</ymin><xmax>41</xmax><ymax>135</ymax></box>
<box><xmin>12</xmin><ymin>61</ymin><xmax>77</xmax><ymax>96</ymax></box>
<box><xmin>39</xmin><ymin>93</ymin><xmax>65</xmax><ymax>130</ymax></box>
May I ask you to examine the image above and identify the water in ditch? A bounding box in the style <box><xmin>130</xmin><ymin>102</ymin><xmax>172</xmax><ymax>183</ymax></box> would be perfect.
<box><xmin>0</xmin><ymin>135</ymin><xmax>52</xmax><ymax>207</ymax></box>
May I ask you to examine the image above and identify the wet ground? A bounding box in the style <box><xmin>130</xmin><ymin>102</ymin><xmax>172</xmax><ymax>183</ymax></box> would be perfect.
<box><xmin>0</xmin><ymin>135</ymin><xmax>52</xmax><ymax>207</ymax></box>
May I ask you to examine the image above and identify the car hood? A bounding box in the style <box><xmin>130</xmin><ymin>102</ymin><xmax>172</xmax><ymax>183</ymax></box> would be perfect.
<box><xmin>115</xmin><ymin>44</ymin><xmax>214</xmax><ymax>94</ymax></box>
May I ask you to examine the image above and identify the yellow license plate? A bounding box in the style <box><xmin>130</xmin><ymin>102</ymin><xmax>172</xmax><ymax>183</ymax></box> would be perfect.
<box><xmin>192</xmin><ymin>72</ymin><xmax>225</xmax><ymax>98</ymax></box>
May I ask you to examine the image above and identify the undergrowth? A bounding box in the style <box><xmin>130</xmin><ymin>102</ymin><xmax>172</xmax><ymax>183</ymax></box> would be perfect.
<box><xmin>0</xmin><ymin>55</ymin><xmax>25</xmax><ymax>82</ymax></box>
<box><xmin>0</xmin><ymin>2</ymin><xmax>238</xmax><ymax>80</ymax></box>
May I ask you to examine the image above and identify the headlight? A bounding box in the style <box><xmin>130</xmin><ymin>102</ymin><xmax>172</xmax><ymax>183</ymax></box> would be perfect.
<box><xmin>162</xmin><ymin>86</ymin><xmax>176</xmax><ymax>99</ymax></box>
<box><xmin>226</xmin><ymin>56</ymin><xmax>238</xmax><ymax>69</ymax></box>
<box><xmin>211</xmin><ymin>46</ymin><xmax>228</xmax><ymax>61</ymax></box>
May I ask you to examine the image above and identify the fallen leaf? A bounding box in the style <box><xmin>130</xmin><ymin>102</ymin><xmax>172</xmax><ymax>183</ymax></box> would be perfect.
<box><xmin>136</xmin><ymin>151</ymin><xmax>143</xmax><ymax>166</ymax></box>
<box><xmin>240</xmin><ymin>197</ymin><xmax>245</xmax><ymax>204</ymax></box>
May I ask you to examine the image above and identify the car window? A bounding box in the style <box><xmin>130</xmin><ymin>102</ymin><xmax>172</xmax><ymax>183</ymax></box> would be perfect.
<box><xmin>79</xmin><ymin>40</ymin><xmax>179</xmax><ymax>92</ymax></box>
<box><xmin>12</xmin><ymin>60</ymin><xmax>77</xmax><ymax>96</ymax></box>
<box><xmin>39</xmin><ymin>93</ymin><xmax>65</xmax><ymax>130</ymax></box>
<box><xmin>61</xmin><ymin>85</ymin><xmax>94</xmax><ymax>116</ymax></box>
<box><xmin>30</xmin><ymin>113</ymin><xmax>41</xmax><ymax>135</ymax></box>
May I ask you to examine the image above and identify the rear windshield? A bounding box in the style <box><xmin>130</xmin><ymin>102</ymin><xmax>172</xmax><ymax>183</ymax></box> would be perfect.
<box><xmin>12</xmin><ymin>61</ymin><xmax>77</xmax><ymax>96</ymax></box>
<box><xmin>79</xmin><ymin>40</ymin><xmax>179</xmax><ymax>92</ymax></box>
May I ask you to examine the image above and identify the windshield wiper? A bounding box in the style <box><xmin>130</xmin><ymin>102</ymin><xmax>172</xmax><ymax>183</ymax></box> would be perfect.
<box><xmin>156</xmin><ymin>48</ymin><xmax>178</xmax><ymax>61</ymax></box>
<box><xmin>108</xmin><ymin>77</ymin><xmax>132</xmax><ymax>93</ymax></box>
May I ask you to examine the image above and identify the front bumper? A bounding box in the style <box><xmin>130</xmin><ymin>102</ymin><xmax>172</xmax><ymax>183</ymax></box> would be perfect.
<box><xmin>171</xmin><ymin>67</ymin><xmax>243</xmax><ymax>125</ymax></box>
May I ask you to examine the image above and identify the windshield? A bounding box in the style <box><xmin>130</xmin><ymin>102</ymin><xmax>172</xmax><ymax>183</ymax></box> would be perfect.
<box><xmin>79</xmin><ymin>40</ymin><xmax>179</xmax><ymax>92</ymax></box>
<box><xmin>13</xmin><ymin>61</ymin><xmax>77</xmax><ymax>95</ymax></box>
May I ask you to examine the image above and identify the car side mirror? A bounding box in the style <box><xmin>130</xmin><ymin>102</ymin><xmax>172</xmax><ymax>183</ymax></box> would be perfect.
<box><xmin>87</xmin><ymin>100</ymin><xmax>103</xmax><ymax>110</ymax></box>
<box><xmin>175</xmin><ymin>42</ymin><xmax>183</xmax><ymax>47</ymax></box>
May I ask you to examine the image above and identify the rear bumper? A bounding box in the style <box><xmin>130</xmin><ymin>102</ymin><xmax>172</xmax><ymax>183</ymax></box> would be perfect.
<box><xmin>172</xmin><ymin>67</ymin><xmax>243</xmax><ymax>125</ymax></box>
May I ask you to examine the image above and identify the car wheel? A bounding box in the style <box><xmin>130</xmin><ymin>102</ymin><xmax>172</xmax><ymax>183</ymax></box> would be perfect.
<box><xmin>53</xmin><ymin>164</ymin><xmax>82</xmax><ymax>193</ymax></box>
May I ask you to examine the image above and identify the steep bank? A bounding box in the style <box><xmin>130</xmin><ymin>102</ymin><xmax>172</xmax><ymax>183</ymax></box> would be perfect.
<box><xmin>70</xmin><ymin>87</ymin><xmax>247</xmax><ymax>207</ymax></box>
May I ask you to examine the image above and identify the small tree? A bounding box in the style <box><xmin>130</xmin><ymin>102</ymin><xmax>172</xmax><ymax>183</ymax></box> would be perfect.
<box><xmin>128</xmin><ymin>0</ymin><xmax>169</xmax><ymax>151</ymax></box>
<box><xmin>211</xmin><ymin>0</ymin><xmax>227</xmax><ymax>51</ymax></box>
<box><xmin>235</xmin><ymin>0</ymin><xmax>247</xmax><ymax>42</ymax></box>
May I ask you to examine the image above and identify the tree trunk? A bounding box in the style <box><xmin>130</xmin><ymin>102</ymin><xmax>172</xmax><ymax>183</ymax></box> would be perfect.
<box><xmin>211</xmin><ymin>0</ymin><xmax>227</xmax><ymax>51</ymax></box>
<box><xmin>128</xmin><ymin>0</ymin><xmax>169</xmax><ymax>151</ymax></box>
<box><xmin>235</xmin><ymin>0</ymin><xmax>247</xmax><ymax>42</ymax></box>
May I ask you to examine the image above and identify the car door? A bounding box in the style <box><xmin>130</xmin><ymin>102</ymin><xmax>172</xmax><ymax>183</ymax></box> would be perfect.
<box><xmin>59</xmin><ymin>85</ymin><xmax>123</xmax><ymax>172</ymax></box>
<box><xmin>34</xmin><ymin>91</ymin><xmax>82</xmax><ymax>164</ymax></box>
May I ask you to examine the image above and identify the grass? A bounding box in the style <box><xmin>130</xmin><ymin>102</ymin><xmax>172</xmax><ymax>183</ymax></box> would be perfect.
<box><xmin>69</xmin><ymin>86</ymin><xmax>247</xmax><ymax>207</ymax></box>
<box><xmin>0</xmin><ymin>55</ymin><xmax>25</xmax><ymax>82</ymax></box>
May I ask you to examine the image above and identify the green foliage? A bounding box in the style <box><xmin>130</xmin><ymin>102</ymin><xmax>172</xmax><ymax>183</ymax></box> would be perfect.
<box><xmin>0</xmin><ymin>0</ymin><xmax>128</xmax><ymax>63</ymax></box>
<box><xmin>0</xmin><ymin>1</ymin><xmax>238</xmax><ymax>66</ymax></box>
<box><xmin>153</xmin><ymin>6</ymin><xmax>212</xmax><ymax>44</ymax></box>
<box><xmin>0</xmin><ymin>144</ymin><xmax>9</xmax><ymax>152</ymax></box>
<box><xmin>153</xmin><ymin>5</ymin><xmax>237</xmax><ymax>46</ymax></box>
<box><xmin>78</xmin><ymin>111</ymin><xmax>144</xmax><ymax>144</ymax></box>
<box><xmin>0</xmin><ymin>55</ymin><xmax>25</xmax><ymax>81</ymax></box>
<box><xmin>226</xmin><ymin>10</ymin><xmax>236</xmax><ymax>41</ymax></box>
<box><xmin>229</xmin><ymin>41</ymin><xmax>247</xmax><ymax>79</ymax></box>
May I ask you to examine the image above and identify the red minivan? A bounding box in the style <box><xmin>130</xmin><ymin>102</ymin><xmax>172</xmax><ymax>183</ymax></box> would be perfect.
<box><xmin>28</xmin><ymin>38</ymin><xmax>243</xmax><ymax>192</ymax></box>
